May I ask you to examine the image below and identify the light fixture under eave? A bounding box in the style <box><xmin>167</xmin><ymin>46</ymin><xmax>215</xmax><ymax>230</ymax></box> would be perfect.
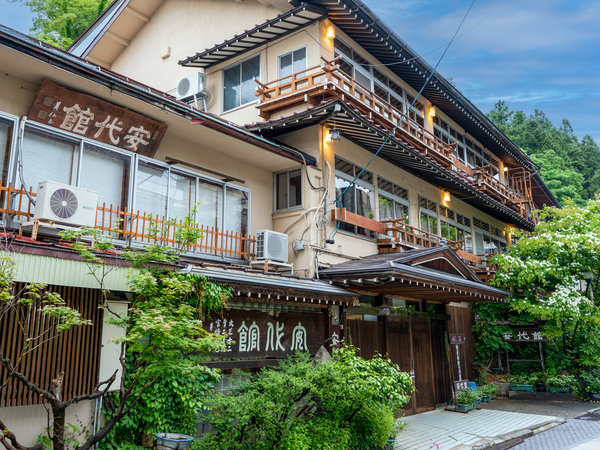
<box><xmin>329</xmin><ymin>126</ymin><xmax>341</xmax><ymax>141</ymax></box>
<box><xmin>443</xmin><ymin>192</ymin><xmax>451</xmax><ymax>203</ymax></box>
<box><xmin>326</xmin><ymin>25</ymin><xmax>335</xmax><ymax>39</ymax></box>
<box><xmin>428</xmin><ymin>107</ymin><xmax>436</xmax><ymax>118</ymax></box>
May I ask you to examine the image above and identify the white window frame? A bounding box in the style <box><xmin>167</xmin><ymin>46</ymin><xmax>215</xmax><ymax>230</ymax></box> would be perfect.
<box><xmin>278</xmin><ymin>46</ymin><xmax>307</xmax><ymax>80</ymax></box>
<box><xmin>376</xmin><ymin>176</ymin><xmax>409</xmax><ymax>223</ymax></box>
<box><xmin>221</xmin><ymin>53</ymin><xmax>261</xmax><ymax>113</ymax></box>
<box><xmin>418</xmin><ymin>196</ymin><xmax>439</xmax><ymax>235</ymax></box>
<box><xmin>9</xmin><ymin>117</ymin><xmax>251</xmax><ymax>243</ymax></box>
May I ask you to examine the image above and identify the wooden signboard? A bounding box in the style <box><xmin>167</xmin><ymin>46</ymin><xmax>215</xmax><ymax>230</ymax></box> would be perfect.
<box><xmin>206</xmin><ymin>309</ymin><xmax>325</xmax><ymax>358</ymax></box>
<box><xmin>28</xmin><ymin>80</ymin><xmax>167</xmax><ymax>157</ymax></box>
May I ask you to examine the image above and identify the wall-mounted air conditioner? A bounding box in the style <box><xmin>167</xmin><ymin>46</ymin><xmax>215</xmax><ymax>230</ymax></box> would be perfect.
<box><xmin>256</xmin><ymin>230</ymin><xmax>288</xmax><ymax>263</ymax></box>
<box><xmin>34</xmin><ymin>181</ymin><xmax>98</xmax><ymax>227</ymax></box>
<box><xmin>176</xmin><ymin>72</ymin><xmax>206</xmax><ymax>101</ymax></box>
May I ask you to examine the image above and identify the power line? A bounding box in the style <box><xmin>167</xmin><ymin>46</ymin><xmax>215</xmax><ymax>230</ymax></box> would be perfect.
<box><xmin>327</xmin><ymin>0</ymin><xmax>478</xmax><ymax>243</ymax></box>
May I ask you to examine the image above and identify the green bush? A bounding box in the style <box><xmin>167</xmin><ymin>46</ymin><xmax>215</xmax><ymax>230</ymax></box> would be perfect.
<box><xmin>581</xmin><ymin>369</ymin><xmax>600</xmax><ymax>393</ymax></box>
<box><xmin>455</xmin><ymin>388</ymin><xmax>478</xmax><ymax>404</ymax></box>
<box><xmin>478</xmin><ymin>383</ymin><xmax>498</xmax><ymax>398</ymax></box>
<box><xmin>195</xmin><ymin>345</ymin><xmax>414</xmax><ymax>449</ymax></box>
<box><xmin>508</xmin><ymin>374</ymin><xmax>537</xmax><ymax>385</ymax></box>
<box><xmin>547</xmin><ymin>374</ymin><xmax>577</xmax><ymax>388</ymax></box>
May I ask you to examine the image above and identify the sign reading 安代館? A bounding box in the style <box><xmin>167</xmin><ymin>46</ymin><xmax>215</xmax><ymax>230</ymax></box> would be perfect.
<box><xmin>28</xmin><ymin>80</ymin><xmax>167</xmax><ymax>158</ymax></box>
<box><xmin>206</xmin><ymin>309</ymin><xmax>327</xmax><ymax>359</ymax></box>
<box><xmin>502</xmin><ymin>328</ymin><xmax>547</xmax><ymax>342</ymax></box>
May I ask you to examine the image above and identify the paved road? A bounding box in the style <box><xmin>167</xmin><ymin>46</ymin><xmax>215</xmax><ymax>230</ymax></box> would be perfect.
<box><xmin>513</xmin><ymin>419</ymin><xmax>600</xmax><ymax>450</ymax></box>
<box><xmin>480</xmin><ymin>396</ymin><xmax>594</xmax><ymax>419</ymax></box>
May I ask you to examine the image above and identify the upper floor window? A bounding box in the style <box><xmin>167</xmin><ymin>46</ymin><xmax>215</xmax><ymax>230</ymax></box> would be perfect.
<box><xmin>0</xmin><ymin>118</ymin><xmax>14</xmax><ymax>185</ymax></box>
<box><xmin>439</xmin><ymin>206</ymin><xmax>473</xmax><ymax>253</ymax></box>
<box><xmin>274</xmin><ymin>168</ymin><xmax>302</xmax><ymax>211</ymax></box>
<box><xmin>418</xmin><ymin>196</ymin><xmax>438</xmax><ymax>235</ymax></box>
<box><xmin>279</xmin><ymin>48</ymin><xmax>306</xmax><ymax>80</ymax></box>
<box><xmin>223</xmin><ymin>55</ymin><xmax>260</xmax><ymax>112</ymax></box>
<box><xmin>335</xmin><ymin>156</ymin><xmax>374</xmax><ymax>237</ymax></box>
<box><xmin>377</xmin><ymin>176</ymin><xmax>409</xmax><ymax>223</ymax></box>
<box><xmin>473</xmin><ymin>217</ymin><xmax>506</xmax><ymax>255</ymax></box>
<box><xmin>16</xmin><ymin>122</ymin><xmax>249</xmax><ymax>240</ymax></box>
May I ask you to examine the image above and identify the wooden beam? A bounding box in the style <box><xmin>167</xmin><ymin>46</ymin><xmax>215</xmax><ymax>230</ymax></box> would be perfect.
<box><xmin>332</xmin><ymin>207</ymin><xmax>386</xmax><ymax>234</ymax></box>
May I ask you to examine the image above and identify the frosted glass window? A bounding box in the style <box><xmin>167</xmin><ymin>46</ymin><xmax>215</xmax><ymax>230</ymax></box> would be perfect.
<box><xmin>21</xmin><ymin>130</ymin><xmax>78</xmax><ymax>190</ymax></box>
<box><xmin>135</xmin><ymin>162</ymin><xmax>168</xmax><ymax>218</ymax></box>
<box><xmin>0</xmin><ymin>121</ymin><xmax>11</xmax><ymax>183</ymax></box>
<box><xmin>279</xmin><ymin>47</ymin><xmax>306</xmax><ymax>79</ymax></box>
<box><xmin>197</xmin><ymin>180</ymin><xmax>222</xmax><ymax>229</ymax></box>
<box><xmin>80</xmin><ymin>145</ymin><xmax>129</xmax><ymax>208</ymax></box>
<box><xmin>223</xmin><ymin>55</ymin><xmax>260</xmax><ymax>111</ymax></box>
<box><xmin>224</xmin><ymin>187</ymin><xmax>248</xmax><ymax>235</ymax></box>
<box><xmin>169</xmin><ymin>171</ymin><xmax>196</xmax><ymax>221</ymax></box>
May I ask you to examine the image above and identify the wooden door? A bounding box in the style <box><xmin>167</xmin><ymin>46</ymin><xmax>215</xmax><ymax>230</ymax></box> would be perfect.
<box><xmin>411</xmin><ymin>318</ymin><xmax>436</xmax><ymax>413</ymax></box>
<box><xmin>345</xmin><ymin>319</ymin><xmax>384</xmax><ymax>359</ymax></box>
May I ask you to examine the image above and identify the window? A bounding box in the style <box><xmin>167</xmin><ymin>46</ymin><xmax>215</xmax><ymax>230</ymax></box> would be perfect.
<box><xmin>377</xmin><ymin>176</ymin><xmax>409</xmax><ymax>223</ymax></box>
<box><xmin>223</xmin><ymin>55</ymin><xmax>260</xmax><ymax>112</ymax></box>
<box><xmin>275</xmin><ymin>168</ymin><xmax>302</xmax><ymax>211</ymax></box>
<box><xmin>473</xmin><ymin>217</ymin><xmax>507</xmax><ymax>255</ymax></box>
<box><xmin>279</xmin><ymin>47</ymin><xmax>306</xmax><ymax>80</ymax></box>
<box><xmin>335</xmin><ymin>157</ymin><xmax>374</xmax><ymax>237</ymax></box>
<box><xmin>0</xmin><ymin>119</ymin><xmax>13</xmax><ymax>184</ymax></box>
<box><xmin>418</xmin><ymin>196</ymin><xmax>438</xmax><ymax>235</ymax></box>
<box><xmin>21</xmin><ymin>128</ymin><xmax>79</xmax><ymax>189</ymax></box>
<box><xmin>440</xmin><ymin>206</ymin><xmax>473</xmax><ymax>253</ymax></box>
<box><xmin>80</xmin><ymin>144</ymin><xmax>130</xmax><ymax>209</ymax></box>
<box><xmin>135</xmin><ymin>161</ymin><xmax>169</xmax><ymax>218</ymax></box>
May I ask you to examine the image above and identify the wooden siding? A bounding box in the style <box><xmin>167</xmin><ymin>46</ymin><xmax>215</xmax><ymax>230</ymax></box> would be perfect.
<box><xmin>0</xmin><ymin>284</ymin><xmax>103</xmax><ymax>407</ymax></box>
<box><xmin>447</xmin><ymin>305</ymin><xmax>475</xmax><ymax>381</ymax></box>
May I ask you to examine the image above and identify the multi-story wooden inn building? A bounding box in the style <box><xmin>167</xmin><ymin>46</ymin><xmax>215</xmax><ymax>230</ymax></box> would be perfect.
<box><xmin>1</xmin><ymin>0</ymin><xmax>558</xmax><ymax>442</ymax></box>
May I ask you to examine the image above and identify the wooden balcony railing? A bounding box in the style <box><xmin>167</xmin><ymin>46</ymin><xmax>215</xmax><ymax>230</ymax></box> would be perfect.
<box><xmin>0</xmin><ymin>183</ymin><xmax>256</xmax><ymax>260</ymax></box>
<box><xmin>256</xmin><ymin>59</ymin><xmax>537</xmax><ymax>223</ymax></box>
<box><xmin>331</xmin><ymin>208</ymin><xmax>461</xmax><ymax>251</ymax></box>
<box><xmin>255</xmin><ymin>57</ymin><xmax>455</xmax><ymax>170</ymax></box>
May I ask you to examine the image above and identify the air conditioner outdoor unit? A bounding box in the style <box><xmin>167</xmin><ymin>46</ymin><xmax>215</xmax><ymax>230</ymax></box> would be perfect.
<box><xmin>176</xmin><ymin>72</ymin><xmax>206</xmax><ymax>101</ymax></box>
<box><xmin>256</xmin><ymin>230</ymin><xmax>288</xmax><ymax>263</ymax></box>
<box><xmin>34</xmin><ymin>181</ymin><xmax>98</xmax><ymax>227</ymax></box>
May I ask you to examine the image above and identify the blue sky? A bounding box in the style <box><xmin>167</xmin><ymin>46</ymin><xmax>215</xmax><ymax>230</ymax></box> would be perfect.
<box><xmin>1</xmin><ymin>0</ymin><xmax>598</xmax><ymax>143</ymax></box>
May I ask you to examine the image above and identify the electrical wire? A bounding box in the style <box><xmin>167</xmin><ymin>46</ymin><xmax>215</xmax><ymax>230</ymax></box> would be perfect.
<box><xmin>327</xmin><ymin>0</ymin><xmax>477</xmax><ymax>243</ymax></box>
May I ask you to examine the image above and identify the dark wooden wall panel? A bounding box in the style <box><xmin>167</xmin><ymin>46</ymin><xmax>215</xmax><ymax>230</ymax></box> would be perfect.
<box><xmin>447</xmin><ymin>305</ymin><xmax>475</xmax><ymax>381</ymax></box>
<box><xmin>345</xmin><ymin>319</ymin><xmax>383</xmax><ymax>359</ymax></box>
<box><xmin>0</xmin><ymin>284</ymin><xmax>103</xmax><ymax>407</ymax></box>
<box><xmin>431</xmin><ymin>319</ymin><xmax>451</xmax><ymax>404</ymax></box>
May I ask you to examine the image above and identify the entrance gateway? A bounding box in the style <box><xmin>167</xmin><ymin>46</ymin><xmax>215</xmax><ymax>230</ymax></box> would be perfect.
<box><xmin>319</xmin><ymin>245</ymin><xmax>508</xmax><ymax>414</ymax></box>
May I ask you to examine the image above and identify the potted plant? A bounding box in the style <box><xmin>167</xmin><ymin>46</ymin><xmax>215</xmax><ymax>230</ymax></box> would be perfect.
<box><xmin>455</xmin><ymin>388</ymin><xmax>478</xmax><ymax>411</ymax></box>
<box><xmin>533</xmin><ymin>372</ymin><xmax>548</xmax><ymax>393</ymax></box>
<box><xmin>547</xmin><ymin>374</ymin><xmax>577</xmax><ymax>393</ymax></box>
<box><xmin>508</xmin><ymin>374</ymin><xmax>536</xmax><ymax>392</ymax></box>
<box><xmin>580</xmin><ymin>370</ymin><xmax>600</xmax><ymax>401</ymax></box>
<box><xmin>478</xmin><ymin>383</ymin><xmax>497</xmax><ymax>401</ymax></box>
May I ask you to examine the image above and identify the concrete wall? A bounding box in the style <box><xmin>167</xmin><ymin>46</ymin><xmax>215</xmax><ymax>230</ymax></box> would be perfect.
<box><xmin>1</xmin><ymin>401</ymin><xmax>95</xmax><ymax>447</ymax></box>
<box><xmin>110</xmin><ymin>0</ymin><xmax>281</xmax><ymax>93</ymax></box>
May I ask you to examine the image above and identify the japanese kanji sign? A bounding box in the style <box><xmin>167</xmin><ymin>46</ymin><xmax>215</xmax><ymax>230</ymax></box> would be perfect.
<box><xmin>502</xmin><ymin>328</ymin><xmax>547</xmax><ymax>342</ymax></box>
<box><xmin>205</xmin><ymin>309</ymin><xmax>325</xmax><ymax>358</ymax></box>
<box><xmin>28</xmin><ymin>80</ymin><xmax>167</xmax><ymax>157</ymax></box>
<box><xmin>449</xmin><ymin>334</ymin><xmax>466</xmax><ymax>345</ymax></box>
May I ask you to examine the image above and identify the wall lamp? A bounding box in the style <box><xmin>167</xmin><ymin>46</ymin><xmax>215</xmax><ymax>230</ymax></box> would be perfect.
<box><xmin>443</xmin><ymin>192</ymin><xmax>451</xmax><ymax>203</ymax></box>
<box><xmin>326</xmin><ymin>26</ymin><xmax>335</xmax><ymax>40</ymax></box>
<box><xmin>428</xmin><ymin>107</ymin><xmax>436</xmax><ymax>118</ymax></box>
<box><xmin>325</xmin><ymin>126</ymin><xmax>341</xmax><ymax>143</ymax></box>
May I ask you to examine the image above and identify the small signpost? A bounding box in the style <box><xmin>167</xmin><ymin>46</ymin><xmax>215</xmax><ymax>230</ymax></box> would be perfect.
<box><xmin>449</xmin><ymin>333</ymin><xmax>465</xmax><ymax>380</ymax></box>
<box><xmin>446</xmin><ymin>333</ymin><xmax>472</xmax><ymax>413</ymax></box>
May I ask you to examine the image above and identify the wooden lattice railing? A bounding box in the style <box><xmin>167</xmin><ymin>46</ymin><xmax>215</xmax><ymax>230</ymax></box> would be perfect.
<box><xmin>0</xmin><ymin>183</ymin><xmax>256</xmax><ymax>260</ymax></box>
<box><xmin>256</xmin><ymin>59</ymin><xmax>537</xmax><ymax>223</ymax></box>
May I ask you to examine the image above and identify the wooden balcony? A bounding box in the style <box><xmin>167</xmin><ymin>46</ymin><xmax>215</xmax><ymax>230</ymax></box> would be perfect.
<box><xmin>256</xmin><ymin>59</ymin><xmax>536</xmax><ymax>223</ymax></box>
<box><xmin>331</xmin><ymin>208</ymin><xmax>461</xmax><ymax>252</ymax></box>
<box><xmin>331</xmin><ymin>208</ymin><xmax>497</xmax><ymax>283</ymax></box>
<box><xmin>0</xmin><ymin>183</ymin><xmax>256</xmax><ymax>260</ymax></box>
<box><xmin>255</xmin><ymin>57</ymin><xmax>455</xmax><ymax>170</ymax></box>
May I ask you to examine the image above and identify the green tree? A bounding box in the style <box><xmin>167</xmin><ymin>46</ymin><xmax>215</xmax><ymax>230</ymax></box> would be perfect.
<box><xmin>487</xmin><ymin>101</ymin><xmax>600</xmax><ymax>205</ymax></box>
<box><xmin>490</xmin><ymin>199</ymin><xmax>600</xmax><ymax>371</ymax></box>
<box><xmin>0</xmin><ymin>223</ymin><xmax>231</xmax><ymax>450</ymax></box>
<box><xmin>12</xmin><ymin>0</ymin><xmax>110</xmax><ymax>49</ymax></box>
<box><xmin>196</xmin><ymin>346</ymin><xmax>414</xmax><ymax>450</ymax></box>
